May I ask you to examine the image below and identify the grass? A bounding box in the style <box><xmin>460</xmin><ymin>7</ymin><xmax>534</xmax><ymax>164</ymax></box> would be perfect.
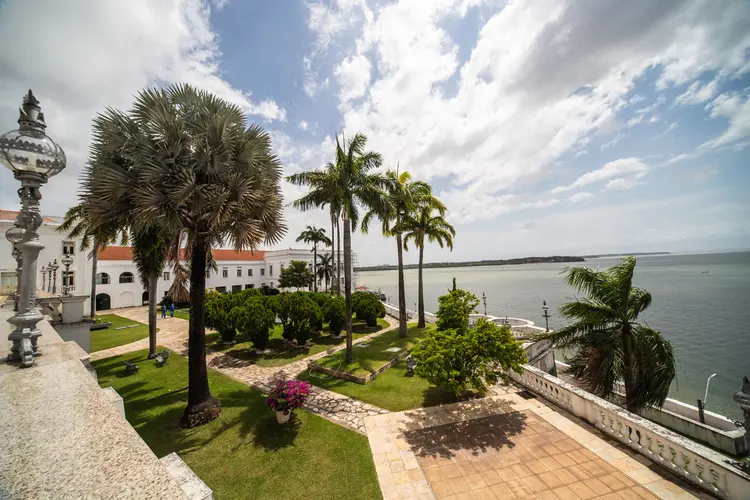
<box><xmin>90</xmin><ymin>314</ymin><xmax>153</xmax><ymax>352</ymax></box>
<box><xmin>298</xmin><ymin>359</ymin><xmax>457</xmax><ymax>412</ymax></box>
<box><xmin>313</xmin><ymin>323</ymin><xmax>435</xmax><ymax>377</ymax></box>
<box><xmin>206</xmin><ymin>318</ymin><xmax>390</xmax><ymax>368</ymax></box>
<box><xmin>174</xmin><ymin>308</ymin><xmax>190</xmax><ymax>321</ymax></box>
<box><xmin>92</xmin><ymin>349</ymin><xmax>381</xmax><ymax>500</ymax></box>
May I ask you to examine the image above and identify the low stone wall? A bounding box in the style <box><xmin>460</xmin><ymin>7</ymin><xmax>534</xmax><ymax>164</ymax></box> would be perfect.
<box><xmin>511</xmin><ymin>364</ymin><xmax>750</xmax><ymax>499</ymax></box>
<box><xmin>309</xmin><ymin>349</ymin><xmax>411</xmax><ymax>385</ymax></box>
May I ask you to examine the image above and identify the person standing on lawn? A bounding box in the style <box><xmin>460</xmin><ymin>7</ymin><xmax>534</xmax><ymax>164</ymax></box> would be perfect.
<box><xmin>162</xmin><ymin>303</ymin><xmax>167</xmax><ymax>319</ymax></box>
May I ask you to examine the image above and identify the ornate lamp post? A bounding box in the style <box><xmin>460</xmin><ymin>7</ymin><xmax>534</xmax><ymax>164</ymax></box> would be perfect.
<box><xmin>5</xmin><ymin>225</ymin><xmax>25</xmax><ymax>312</ymax></box>
<box><xmin>481</xmin><ymin>292</ymin><xmax>487</xmax><ymax>316</ymax></box>
<box><xmin>1</xmin><ymin>90</ymin><xmax>66</xmax><ymax>367</ymax></box>
<box><xmin>61</xmin><ymin>253</ymin><xmax>74</xmax><ymax>296</ymax></box>
<box><xmin>542</xmin><ymin>300</ymin><xmax>550</xmax><ymax>332</ymax></box>
<box><xmin>49</xmin><ymin>259</ymin><xmax>59</xmax><ymax>295</ymax></box>
<box><xmin>46</xmin><ymin>262</ymin><xmax>52</xmax><ymax>292</ymax></box>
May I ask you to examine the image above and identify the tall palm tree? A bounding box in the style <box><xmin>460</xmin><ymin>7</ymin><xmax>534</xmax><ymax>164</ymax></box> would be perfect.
<box><xmin>316</xmin><ymin>252</ymin><xmax>333</xmax><ymax>292</ymax></box>
<box><xmin>539</xmin><ymin>257</ymin><xmax>676</xmax><ymax>412</ymax></box>
<box><xmin>296</xmin><ymin>225</ymin><xmax>331</xmax><ymax>292</ymax></box>
<box><xmin>79</xmin><ymin>84</ymin><xmax>285</xmax><ymax>427</ymax></box>
<box><xmin>289</xmin><ymin>133</ymin><xmax>387</xmax><ymax>362</ymax></box>
<box><xmin>403</xmin><ymin>206</ymin><xmax>455</xmax><ymax>328</ymax></box>
<box><xmin>131</xmin><ymin>227</ymin><xmax>167</xmax><ymax>358</ymax></box>
<box><xmin>362</xmin><ymin>170</ymin><xmax>437</xmax><ymax>337</ymax></box>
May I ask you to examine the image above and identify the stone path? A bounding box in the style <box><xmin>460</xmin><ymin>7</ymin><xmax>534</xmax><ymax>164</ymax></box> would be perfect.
<box><xmin>91</xmin><ymin>306</ymin><xmax>394</xmax><ymax>433</ymax></box>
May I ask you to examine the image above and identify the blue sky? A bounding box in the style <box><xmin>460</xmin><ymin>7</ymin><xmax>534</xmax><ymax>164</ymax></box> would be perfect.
<box><xmin>1</xmin><ymin>0</ymin><xmax>749</xmax><ymax>266</ymax></box>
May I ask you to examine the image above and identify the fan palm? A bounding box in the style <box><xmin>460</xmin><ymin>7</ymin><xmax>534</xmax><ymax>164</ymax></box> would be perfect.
<box><xmin>316</xmin><ymin>252</ymin><xmax>334</xmax><ymax>293</ymax></box>
<box><xmin>296</xmin><ymin>225</ymin><xmax>331</xmax><ymax>292</ymax></box>
<box><xmin>362</xmin><ymin>170</ymin><xmax>439</xmax><ymax>337</ymax></box>
<box><xmin>78</xmin><ymin>84</ymin><xmax>285</xmax><ymax>427</ymax></box>
<box><xmin>538</xmin><ymin>257</ymin><xmax>676</xmax><ymax>412</ymax></box>
<box><xmin>403</xmin><ymin>206</ymin><xmax>455</xmax><ymax>328</ymax></box>
<box><xmin>131</xmin><ymin>227</ymin><xmax>168</xmax><ymax>358</ymax></box>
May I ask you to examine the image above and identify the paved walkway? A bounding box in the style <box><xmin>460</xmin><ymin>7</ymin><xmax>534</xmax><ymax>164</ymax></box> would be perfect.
<box><xmin>92</xmin><ymin>306</ymin><xmax>393</xmax><ymax>433</ymax></box>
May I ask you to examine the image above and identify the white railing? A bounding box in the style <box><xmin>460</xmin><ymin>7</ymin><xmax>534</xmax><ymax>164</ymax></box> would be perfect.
<box><xmin>382</xmin><ymin>302</ymin><xmax>436</xmax><ymax>322</ymax></box>
<box><xmin>511</xmin><ymin>365</ymin><xmax>750</xmax><ymax>499</ymax></box>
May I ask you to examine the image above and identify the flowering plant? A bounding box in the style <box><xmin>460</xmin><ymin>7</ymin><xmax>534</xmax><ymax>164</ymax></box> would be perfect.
<box><xmin>265</xmin><ymin>379</ymin><xmax>311</xmax><ymax>413</ymax></box>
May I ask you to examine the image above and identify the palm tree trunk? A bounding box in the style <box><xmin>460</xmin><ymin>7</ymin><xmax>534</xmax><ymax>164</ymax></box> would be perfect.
<box><xmin>337</xmin><ymin>218</ymin><xmax>342</xmax><ymax>297</ymax></box>
<box><xmin>181</xmin><ymin>240</ymin><xmax>220</xmax><ymax>428</ymax></box>
<box><xmin>622</xmin><ymin>325</ymin><xmax>636</xmax><ymax>412</ymax></box>
<box><xmin>312</xmin><ymin>244</ymin><xmax>318</xmax><ymax>292</ymax></box>
<box><xmin>344</xmin><ymin>217</ymin><xmax>353</xmax><ymax>363</ymax></box>
<box><xmin>396</xmin><ymin>232</ymin><xmax>407</xmax><ymax>337</ymax></box>
<box><xmin>417</xmin><ymin>243</ymin><xmax>425</xmax><ymax>328</ymax></box>
<box><xmin>147</xmin><ymin>270</ymin><xmax>158</xmax><ymax>358</ymax></box>
<box><xmin>90</xmin><ymin>242</ymin><xmax>98</xmax><ymax>319</ymax></box>
<box><xmin>330</xmin><ymin>215</ymin><xmax>336</xmax><ymax>295</ymax></box>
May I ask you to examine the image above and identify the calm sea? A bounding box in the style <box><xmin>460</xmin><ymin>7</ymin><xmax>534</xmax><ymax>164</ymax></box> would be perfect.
<box><xmin>358</xmin><ymin>251</ymin><xmax>750</xmax><ymax>419</ymax></box>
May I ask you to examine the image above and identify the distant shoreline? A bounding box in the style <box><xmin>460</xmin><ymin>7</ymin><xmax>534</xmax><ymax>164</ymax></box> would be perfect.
<box><xmin>355</xmin><ymin>252</ymin><xmax>671</xmax><ymax>272</ymax></box>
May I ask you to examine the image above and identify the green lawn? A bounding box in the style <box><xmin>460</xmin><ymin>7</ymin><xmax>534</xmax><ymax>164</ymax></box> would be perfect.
<box><xmin>206</xmin><ymin>318</ymin><xmax>390</xmax><ymax>368</ymax></box>
<box><xmin>312</xmin><ymin>323</ymin><xmax>435</xmax><ymax>377</ymax></box>
<box><xmin>174</xmin><ymin>308</ymin><xmax>190</xmax><ymax>321</ymax></box>
<box><xmin>93</xmin><ymin>349</ymin><xmax>381</xmax><ymax>500</ymax></box>
<box><xmin>90</xmin><ymin>314</ymin><xmax>152</xmax><ymax>352</ymax></box>
<box><xmin>298</xmin><ymin>359</ymin><xmax>457</xmax><ymax>412</ymax></box>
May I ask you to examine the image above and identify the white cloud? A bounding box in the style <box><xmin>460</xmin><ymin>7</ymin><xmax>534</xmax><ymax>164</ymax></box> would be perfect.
<box><xmin>604</xmin><ymin>178</ymin><xmax>637</xmax><ymax>190</ymax></box>
<box><xmin>0</xmin><ymin>0</ymin><xmax>286</xmax><ymax>216</ymax></box>
<box><xmin>600</xmin><ymin>133</ymin><xmax>625</xmax><ymax>150</ymax></box>
<box><xmin>303</xmin><ymin>55</ymin><xmax>330</xmax><ymax>98</ymax></box>
<box><xmin>299</xmin><ymin>120</ymin><xmax>309</xmax><ymax>131</ymax></box>
<box><xmin>573</xmin><ymin>150</ymin><xmax>587</xmax><ymax>158</ymax></box>
<box><xmin>627</xmin><ymin>115</ymin><xmax>644</xmax><ymax>127</ymax></box>
<box><xmin>306</xmin><ymin>0</ymin><xmax>372</xmax><ymax>52</ymax></box>
<box><xmin>568</xmin><ymin>192</ymin><xmax>593</xmax><ymax>203</ymax></box>
<box><xmin>654</xmin><ymin>122</ymin><xmax>679</xmax><ymax>139</ymax></box>
<box><xmin>335</xmin><ymin>53</ymin><xmax>372</xmax><ymax>102</ymax></box>
<box><xmin>307</xmin><ymin>0</ymin><xmax>750</xmax><ymax>224</ymax></box>
<box><xmin>674</xmin><ymin>78</ymin><xmax>719</xmax><ymax>106</ymax></box>
<box><xmin>701</xmin><ymin>92</ymin><xmax>750</xmax><ymax>149</ymax></box>
<box><xmin>552</xmin><ymin>157</ymin><xmax>648</xmax><ymax>193</ymax></box>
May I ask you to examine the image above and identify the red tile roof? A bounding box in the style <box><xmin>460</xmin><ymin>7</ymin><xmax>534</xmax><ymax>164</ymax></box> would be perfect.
<box><xmin>98</xmin><ymin>246</ymin><xmax>266</xmax><ymax>261</ymax></box>
<box><xmin>0</xmin><ymin>209</ymin><xmax>60</xmax><ymax>224</ymax></box>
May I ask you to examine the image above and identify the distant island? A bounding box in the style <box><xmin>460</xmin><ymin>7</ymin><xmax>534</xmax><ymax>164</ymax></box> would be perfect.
<box><xmin>355</xmin><ymin>252</ymin><xmax>671</xmax><ymax>272</ymax></box>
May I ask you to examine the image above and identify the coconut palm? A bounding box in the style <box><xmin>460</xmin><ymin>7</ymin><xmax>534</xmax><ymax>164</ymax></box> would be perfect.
<box><xmin>538</xmin><ymin>257</ymin><xmax>676</xmax><ymax>412</ymax></box>
<box><xmin>78</xmin><ymin>84</ymin><xmax>285</xmax><ymax>427</ymax></box>
<box><xmin>362</xmin><ymin>170</ymin><xmax>439</xmax><ymax>337</ymax></box>
<box><xmin>403</xmin><ymin>206</ymin><xmax>455</xmax><ymax>328</ymax></box>
<box><xmin>296</xmin><ymin>225</ymin><xmax>331</xmax><ymax>292</ymax></box>
<box><xmin>289</xmin><ymin>133</ymin><xmax>387</xmax><ymax>362</ymax></box>
<box><xmin>316</xmin><ymin>252</ymin><xmax>334</xmax><ymax>292</ymax></box>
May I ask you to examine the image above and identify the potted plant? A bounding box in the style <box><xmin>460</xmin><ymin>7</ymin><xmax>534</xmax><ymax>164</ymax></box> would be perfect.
<box><xmin>265</xmin><ymin>379</ymin><xmax>312</xmax><ymax>423</ymax></box>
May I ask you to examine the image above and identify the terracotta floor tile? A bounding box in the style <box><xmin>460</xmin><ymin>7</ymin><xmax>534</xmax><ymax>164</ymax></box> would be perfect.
<box><xmin>454</xmin><ymin>492</ymin><xmax>477</xmax><ymax>500</ymax></box>
<box><xmin>472</xmin><ymin>486</ymin><xmax>497</xmax><ymax>500</ymax></box>
<box><xmin>535</xmin><ymin>490</ymin><xmax>559</xmax><ymax>500</ymax></box>
<box><xmin>425</xmin><ymin>467</ymin><xmax>444</xmax><ymax>483</ymax></box>
<box><xmin>541</xmin><ymin>444</ymin><xmax>562</xmax><ymax>456</ymax></box>
<box><xmin>566</xmin><ymin>450</ymin><xmax>589</xmax><ymax>464</ymax></box>
<box><xmin>474</xmin><ymin>459</ymin><xmax>496</xmax><ymax>472</ymax></box>
<box><xmin>580</xmin><ymin>460</ymin><xmax>610</xmax><ymax>477</ymax></box>
<box><xmin>623</xmin><ymin>486</ymin><xmax>658</xmax><ymax>499</ymax></box>
<box><xmin>514</xmin><ymin>448</ymin><xmax>536</xmax><ymax>462</ymax></box>
<box><xmin>480</xmin><ymin>469</ymin><xmax>502</xmax><ymax>486</ymax></box>
<box><xmin>489</xmin><ymin>483</ymin><xmax>514</xmax><ymax>499</ymax></box>
<box><xmin>418</xmin><ymin>455</ymin><xmax>439</xmax><ymax>469</ymax></box>
<box><xmin>464</xmin><ymin>473</ymin><xmax>488</xmax><ymax>490</ymax></box>
<box><xmin>521</xmin><ymin>474</ymin><xmax>550</xmax><ymax>493</ymax></box>
<box><xmin>579</xmin><ymin>448</ymin><xmax>600</xmax><ymax>461</ymax></box>
<box><xmin>441</xmin><ymin>464</ymin><xmax>462</xmax><ymax>480</ymax></box>
<box><xmin>566</xmin><ymin>464</ymin><xmax>592</xmax><ymax>481</ymax></box>
<box><xmin>556</xmin><ymin>468</ymin><xmax>578</xmax><ymax>486</ymax></box>
<box><xmin>525</xmin><ymin>458</ymin><xmax>548</xmax><ymax>475</ymax></box>
<box><xmin>601</xmin><ymin>472</ymin><xmax>630</xmax><ymax>491</ymax></box>
<box><xmin>537</xmin><ymin>471</ymin><xmax>564</xmax><ymax>490</ymax></box>
<box><xmin>432</xmin><ymin>480</ymin><xmax>455</xmax><ymax>499</ymax></box>
<box><xmin>449</xmin><ymin>476</ymin><xmax>471</xmax><ymax>495</ymax></box>
<box><xmin>504</xmin><ymin>479</ymin><xmax>536</xmax><ymax>498</ymax></box>
<box><xmin>527</xmin><ymin>446</ymin><xmax>549</xmax><ymax>460</ymax></box>
<box><xmin>554</xmin><ymin>453</ymin><xmax>576</xmax><ymax>468</ymax></box>
<box><xmin>495</xmin><ymin>467</ymin><xmax>518</xmax><ymax>483</ymax></box>
<box><xmin>551</xmin><ymin>485</ymin><xmax>581</xmax><ymax>500</ymax></box>
<box><xmin>599</xmin><ymin>493</ymin><xmax>624</xmax><ymax>500</ymax></box>
<box><xmin>585</xmin><ymin>477</ymin><xmax>613</xmax><ymax>496</ymax></box>
<box><xmin>510</xmin><ymin>464</ymin><xmax>534</xmax><ymax>479</ymax></box>
<box><xmin>568</xmin><ymin>481</ymin><xmax>598</xmax><ymax>500</ymax></box>
<box><xmin>539</xmin><ymin>456</ymin><xmax>564</xmax><ymax>471</ymax></box>
<box><xmin>556</xmin><ymin>438</ymin><xmax>580</xmax><ymax>452</ymax></box>
<box><xmin>458</xmin><ymin>462</ymin><xmax>479</xmax><ymax>476</ymax></box>
<box><xmin>407</xmin><ymin>468</ymin><xmax>425</xmax><ymax>482</ymax></box>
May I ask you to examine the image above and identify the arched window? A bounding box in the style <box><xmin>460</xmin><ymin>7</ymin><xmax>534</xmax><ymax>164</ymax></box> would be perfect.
<box><xmin>119</xmin><ymin>272</ymin><xmax>134</xmax><ymax>284</ymax></box>
<box><xmin>96</xmin><ymin>272</ymin><xmax>110</xmax><ymax>285</ymax></box>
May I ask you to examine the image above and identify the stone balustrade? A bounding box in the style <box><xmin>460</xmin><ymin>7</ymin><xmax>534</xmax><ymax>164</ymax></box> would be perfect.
<box><xmin>510</xmin><ymin>364</ymin><xmax>750</xmax><ymax>499</ymax></box>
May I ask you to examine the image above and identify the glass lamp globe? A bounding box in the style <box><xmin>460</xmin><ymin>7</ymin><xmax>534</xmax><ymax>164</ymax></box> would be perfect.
<box><xmin>5</xmin><ymin>225</ymin><xmax>25</xmax><ymax>244</ymax></box>
<box><xmin>0</xmin><ymin>90</ymin><xmax>66</xmax><ymax>178</ymax></box>
<box><xmin>61</xmin><ymin>253</ymin><xmax>74</xmax><ymax>268</ymax></box>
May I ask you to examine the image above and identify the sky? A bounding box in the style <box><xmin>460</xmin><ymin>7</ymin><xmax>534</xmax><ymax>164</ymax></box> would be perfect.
<box><xmin>1</xmin><ymin>0</ymin><xmax>749</xmax><ymax>267</ymax></box>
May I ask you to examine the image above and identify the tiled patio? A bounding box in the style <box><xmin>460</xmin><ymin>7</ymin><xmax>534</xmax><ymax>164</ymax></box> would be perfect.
<box><xmin>365</xmin><ymin>389</ymin><xmax>702</xmax><ymax>500</ymax></box>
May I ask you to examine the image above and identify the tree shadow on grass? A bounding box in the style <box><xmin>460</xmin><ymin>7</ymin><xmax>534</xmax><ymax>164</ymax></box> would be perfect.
<box><xmin>250</xmin><ymin>413</ymin><xmax>302</xmax><ymax>451</ymax></box>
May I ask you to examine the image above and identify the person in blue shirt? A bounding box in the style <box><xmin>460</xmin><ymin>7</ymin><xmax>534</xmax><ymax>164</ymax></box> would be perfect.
<box><xmin>170</xmin><ymin>303</ymin><xmax>175</xmax><ymax>318</ymax></box>
<box><xmin>161</xmin><ymin>303</ymin><xmax>167</xmax><ymax>319</ymax></box>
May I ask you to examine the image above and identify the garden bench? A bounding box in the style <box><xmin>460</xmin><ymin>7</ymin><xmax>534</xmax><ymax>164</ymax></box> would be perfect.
<box><xmin>123</xmin><ymin>360</ymin><xmax>139</xmax><ymax>375</ymax></box>
<box><xmin>405</xmin><ymin>355</ymin><xmax>417</xmax><ymax>375</ymax></box>
<box><xmin>154</xmin><ymin>350</ymin><xmax>170</xmax><ymax>367</ymax></box>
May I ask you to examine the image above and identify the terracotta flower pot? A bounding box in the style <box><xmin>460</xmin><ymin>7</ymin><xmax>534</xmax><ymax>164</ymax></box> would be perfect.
<box><xmin>276</xmin><ymin>409</ymin><xmax>291</xmax><ymax>424</ymax></box>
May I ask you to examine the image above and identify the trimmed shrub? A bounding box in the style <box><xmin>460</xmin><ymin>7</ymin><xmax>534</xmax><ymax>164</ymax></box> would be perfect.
<box><xmin>352</xmin><ymin>292</ymin><xmax>386</xmax><ymax>327</ymax></box>
<box><xmin>205</xmin><ymin>294</ymin><xmax>237</xmax><ymax>343</ymax></box>
<box><xmin>276</xmin><ymin>292</ymin><xmax>320</xmax><ymax>345</ymax></box>
<box><xmin>232</xmin><ymin>297</ymin><xmax>275</xmax><ymax>350</ymax></box>
<box><xmin>436</xmin><ymin>288</ymin><xmax>479</xmax><ymax>332</ymax></box>
<box><xmin>322</xmin><ymin>296</ymin><xmax>346</xmax><ymax>335</ymax></box>
<box><xmin>411</xmin><ymin>319</ymin><xmax>527</xmax><ymax>397</ymax></box>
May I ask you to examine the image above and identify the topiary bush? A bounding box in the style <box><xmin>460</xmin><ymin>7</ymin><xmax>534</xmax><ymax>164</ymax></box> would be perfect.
<box><xmin>205</xmin><ymin>293</ymin><xmax>237</xmax><ymax>344</ymax></box>
<box><xmin>322</xmin><ymin>296</ymin><xmax>346</xmax><ymax>336</ymax></box>
<box><xmin>436</xmin><ymin>288</ymin><xmax>480</xmax><ymax>332</ymax></box>
<box><xmin>352</xmin><ymin>292</ymin><xmax>386</xmax><ymax>327</ymax></box>
<box><xmin>411</xmin><ymin>318</ymin><xmax>527</xmax><ymax>397</ymax></box>
<box><xmin>276</xmin><ymin>292</ymin><xmax>321</xmax><ymax>345</ymax></box>
<box><xmin>232</xmin><ymin>297</ymin><xmax>275</xmax><ymax>350</ymax></box>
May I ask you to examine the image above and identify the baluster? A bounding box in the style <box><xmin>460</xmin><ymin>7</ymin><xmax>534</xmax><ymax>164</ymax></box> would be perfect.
<box><xmin>680</xmin><ymin>452</ymin><xmax>691</xmax><ymax>477</ymax></box>
<box><xmin>695</xmin><ymin>461</ymin><xmax>705</xmax><ymax>484</ymax></box>
<box><xmin>657</xmin><ymin>440</ymin><xmax>666</xmax><ymax>462</ymax></box>
<box><xmin>634</xmin><ymin>429</ymin><xmax>642</xmax><ymax>449</ymax></box>
<box><xmin>709</xmin><ymin>467</ymin><xmax>721</xmax><ymax>494</ymax></box>
<box><xmin>646</xmin><ymin>435</ymin><xmax>653</xmax><ymax>454</ymax></box>
<box><xmin>668</xmin><ymin>446</ymin><xmax>677</xmax><ymax>468</ymax></box>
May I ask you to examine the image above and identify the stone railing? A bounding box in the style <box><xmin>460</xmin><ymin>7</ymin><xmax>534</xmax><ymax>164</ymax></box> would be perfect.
<box><xmin>511</xmin><ymin>364</ymin><xmax>750</xmax><ymax>499</ymax></box>
<box><xmin>382</xmin><ymin>302</ymin><xmax>436</xmax><ymax>323</ymax></box>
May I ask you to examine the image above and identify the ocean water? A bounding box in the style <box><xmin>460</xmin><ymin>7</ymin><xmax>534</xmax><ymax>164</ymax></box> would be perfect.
<box><xmin>358</xmin><ymin>251</ymin><xmax>750</xmax><ymax>419</ymax></box>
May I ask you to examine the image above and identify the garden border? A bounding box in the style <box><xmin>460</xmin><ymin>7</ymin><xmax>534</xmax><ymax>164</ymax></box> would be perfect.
<box><xmin>307</xmin><ymin>349</ymin><xmax>411</xmax><ymax>385</ymax></box>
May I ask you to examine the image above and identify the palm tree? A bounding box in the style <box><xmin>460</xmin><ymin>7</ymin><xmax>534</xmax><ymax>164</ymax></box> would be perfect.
<box><xmin>316</xmin><ymin>252</ymin><xmax>333</xmax><ymax>292</ymax></box>
<box><xmin>78</xmin><ymin>84</ymin><xmax>285</xmax><ymax>427</ymax></box>
<box><xmin>539</xmin><ymin>257</ymin><xmax>676</xmax><ymax>412</ymax></box>
<box><xmin>296</xmin><ymin>225</ymin><xmax>331</xmax><ymax>292</ymax></box>
<box><xmin>403</xmin><ymin>206</ymin><xmax>455</xmax><ymax>328</ymax></box>
<box><xmin>362</xmin><ymin>170</ymin><xmax>438</xmax><ymax>337</ymax></box>
<box><xmin>131</xmin><ymin>227</ymin><xmax>167</xmax><ymax>358</ymax></box>
<box><xmin>289</xmin><ymin>133</ymin><xmax>387</xmax><ymax>362</ymax></box>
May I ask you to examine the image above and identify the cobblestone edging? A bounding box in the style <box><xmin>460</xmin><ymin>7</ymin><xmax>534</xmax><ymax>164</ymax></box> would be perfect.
<box><xmin>309</xmin><ymin>348</ymin><xmax>411</xmax><ymax>385</ymax></box>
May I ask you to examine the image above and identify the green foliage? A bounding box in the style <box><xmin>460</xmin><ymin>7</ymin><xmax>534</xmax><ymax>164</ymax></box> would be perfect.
<box><xmin>276</xmin><ymin>292</ymin><xmax>321</xmax><ymax>345</ymax></box>
<box><xmin>352</xmin><ymin>292</ymin><xmax>386</xmax><ymax>327</ymax></box>
<box><xmin>232</xmin><ymin>297</ymin><xmax>275</xmax><ymax>350</ymax></box>
<box><xmin>205</xmin><ymin>295</ymin><xmax>237</xmax><ymax>343</ymax></box>
<box><xmin>436</xmin><ymin>288</ymin><xmax>480</xmax><ymax>331</ymax></box>
<box><xmin>322</xmin><ymin>296</ymin><xmax>346</xmax><ymax>335</ymax></box>
<box><xmin>278</xmin><ymin>260</ymin><xmax>315</xmax><ymax>290</ymax></box>
<box><xmin>411</xmin><ymin>319</ymin><xmax>527</xmax><ymax>397</ymax></box>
